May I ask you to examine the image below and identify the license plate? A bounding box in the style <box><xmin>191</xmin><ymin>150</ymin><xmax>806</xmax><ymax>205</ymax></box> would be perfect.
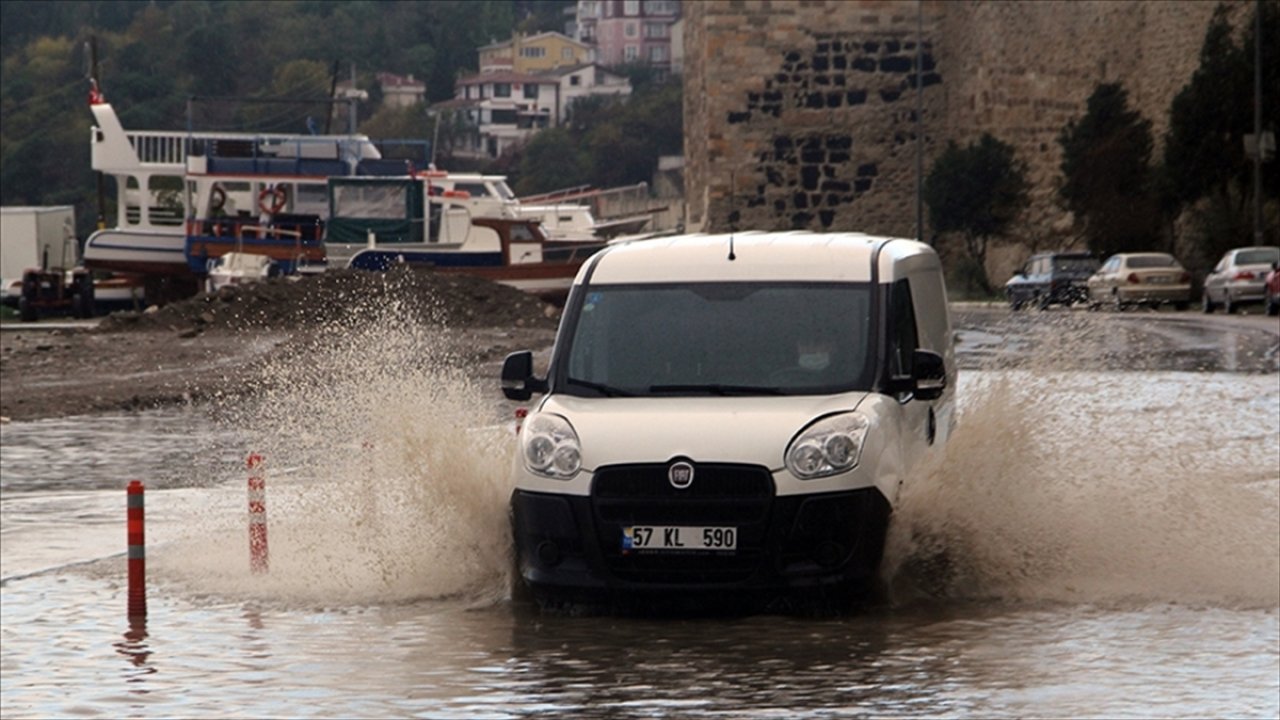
<box><xmin>1148</xmin><ymin>275</ymin><xmax>1172</xmax><ymax>284</ymax></box>
<box><xmin>622</xmin><ymin>526</ymin><xmax>737</xmax><ymax>552</ymax></box>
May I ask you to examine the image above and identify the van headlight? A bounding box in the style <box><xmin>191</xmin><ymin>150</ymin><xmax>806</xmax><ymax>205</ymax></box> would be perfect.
<box><xmin>785</xmin><ymin>412</ymin><xmax>870</xmax><ymax>479</ymax></box>
<box><xmin>522</xmin><ymin>413</ymin><xmax>582</xmax><ymax>479</ymax></box>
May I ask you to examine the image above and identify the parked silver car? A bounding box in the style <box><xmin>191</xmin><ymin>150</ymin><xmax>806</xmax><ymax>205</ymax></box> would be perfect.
<box><xmin>1202</xmin><ymin>246</ymin><xmax>1280</xmax><ymax>314</ymax></box>
<box><xmin>1086</xmin><ymin>252</ymin><xmax>1191</xmax><ymax>311</ymax></box>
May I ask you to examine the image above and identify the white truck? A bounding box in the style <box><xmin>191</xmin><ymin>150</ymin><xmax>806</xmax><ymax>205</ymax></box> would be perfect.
<box><xmin>0</xmin><ymin>206</ymin><xmax>95</xmax><ymax>320</ymax></box>
<box><xmin>1</xmin><ymin>206</ymin><xmax>76</xmax><ymax>296</ymax></box>
<box><xmin>501</xmin><ymin>231</ymin><xmax>956</xmax><ymax>612</ymax></box>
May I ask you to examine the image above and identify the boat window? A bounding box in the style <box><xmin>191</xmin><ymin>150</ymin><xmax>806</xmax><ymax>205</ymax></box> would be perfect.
<box><xmin>562</xmin><ymin>282</ymin><xmax>875</xmax><ymax>397</ymax></box>
<box><xmin>294</xmin><ymin>183</ymin><xmax>328</xmax><ymax>213</ymax></box>
<box><xmin>511</xmin><ymin>224</ymin><xmax>537</xmax><ymax>242</ymax></box>
<box><xmin>454</xmin><ymin>182</ymin><xmax>490</xmax><ymax>197</ymax></box>
<box><xmin>492</xmin><ymin>181</ymin><xmax>516</xmax><ymax>201</ymax></box>
<box><xmin>332</xmin><ymin>184</ymin><xmax>407</xmax><ymax>219</ymax></box>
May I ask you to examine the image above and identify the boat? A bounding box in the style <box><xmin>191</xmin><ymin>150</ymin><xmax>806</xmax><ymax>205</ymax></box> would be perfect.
<box><xmin>206</xmin><ymin>251</ymin><xmax>274</xmax><ymax>292</ymax></box>
<box><xmin>327</xmin><ymin>176</ymin><xmax>607</xmax><ymax>303</ymax></box>
<box><xmin>515</xmin><ymin>203</ymin><xmax>654</xmax><ymax>242</ymax></box>
<box><xmin>84</xmin><ymin>96</ymin><xmax>417</xmax><ymax>301</ymax></box>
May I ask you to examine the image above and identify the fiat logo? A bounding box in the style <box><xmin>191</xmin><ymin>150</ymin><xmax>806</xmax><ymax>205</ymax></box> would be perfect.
<box><xmin>668</xmin><ymin>461</ymin><xmax>694</xmax><ymax>490</ymax></box>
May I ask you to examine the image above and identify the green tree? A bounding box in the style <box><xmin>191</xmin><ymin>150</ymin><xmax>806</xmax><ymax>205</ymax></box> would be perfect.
<box><xmin>1058</xmin><ymin>82</ymin><xmax>1161</xmax><ymax>256</ymax></box>
<box><xmin>512</xmin><ymin>81</ymin><xmax>682</xmax><ymax>193</ymax></box>
<box><xmin>513</xmin><ymin>127</ymin><xmax>589</xmax><ymax>195</ymax></box>
<box><xmin>1161</xmin><ymin>2</ymin><xmax>1279</xmax><ymax>265</ymax></box>
<box><xmin>923</xmin><ymin>133</ymin><xmax>1030</xmax><ymax>294</ymax></box>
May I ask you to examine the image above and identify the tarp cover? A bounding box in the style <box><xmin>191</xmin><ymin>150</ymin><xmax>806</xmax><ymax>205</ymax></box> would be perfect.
<box><xmin>326</xmin><ymin>178</ymin><xmax>425</xmax><ymax>244</ymax></box>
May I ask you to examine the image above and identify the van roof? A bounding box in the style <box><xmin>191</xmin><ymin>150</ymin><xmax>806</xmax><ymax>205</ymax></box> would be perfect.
<box><xmin>585</xmin><ymin>231</ymin><xmax>931</xmax><ymax>284</ymax></box>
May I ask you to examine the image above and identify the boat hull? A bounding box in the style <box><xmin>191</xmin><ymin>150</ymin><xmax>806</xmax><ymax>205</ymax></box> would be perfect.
<box><xmin>186</xmin><ymin>235</ymin><xmax>326</xmax><ymax>275</ymax></box>
<box><xmin>346</xmin><ymin>246</ymin><xmax>603</xmax><ymax>303</ymax></box>
<box><xmin>83</xmin><ymin>228</ymin><xmax>190</xmax><ymax>275</ymax></box>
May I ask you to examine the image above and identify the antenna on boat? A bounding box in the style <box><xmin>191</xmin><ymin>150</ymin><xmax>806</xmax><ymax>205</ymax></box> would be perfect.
<box><xmin>727</xmin><ymin>170</ymin><xmax>737</xmax><ymax>261</ymax></box>
<box><xmin>86</xmin><ymin>36</ymin><xmax>106</xmax><ymax>230</ymax></box>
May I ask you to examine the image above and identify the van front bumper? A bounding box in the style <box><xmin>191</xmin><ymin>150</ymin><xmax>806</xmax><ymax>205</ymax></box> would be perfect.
<box><xmin>510</xmin><ymin>475</ymin><xmax>892</xmax><ymax>606</ymax></box>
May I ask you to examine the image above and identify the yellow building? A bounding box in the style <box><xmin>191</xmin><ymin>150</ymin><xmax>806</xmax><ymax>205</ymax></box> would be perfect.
<box><xmin>477</xmin><ymin>31</ymin><xmax>593</xmax><ymax>75</ymax></box>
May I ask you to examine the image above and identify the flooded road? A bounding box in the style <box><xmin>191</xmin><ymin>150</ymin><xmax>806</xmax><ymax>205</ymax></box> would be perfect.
<box><xmin>3</xmin><ymin>308</ymin><xmax>1278</xmax><ymax>718</ymax></box>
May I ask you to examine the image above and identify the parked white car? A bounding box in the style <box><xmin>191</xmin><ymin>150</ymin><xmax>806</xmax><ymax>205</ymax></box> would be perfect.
<box><xmin>500</xmin><ymin>231</ymin><xmax>956</xmax><ymax>612</ymax></box>
<box><xmin>1202</xmin><ymin>246</ymin><xmax>1280</xmax><ymax>314</ymax></box>
<box><xmin>1086</xmin><ymin>252</ymin><xmax>1191</xmax><ymax>311</ymax></box>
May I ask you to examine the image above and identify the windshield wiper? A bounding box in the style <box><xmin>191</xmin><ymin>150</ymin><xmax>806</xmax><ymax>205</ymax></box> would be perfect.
<box><xmin>648</xmin><ymin>383</ymin><xmax>786</xmax><ymax>396</ymax></box>
<box><xmin>566</xmin><ymin>378</ymin><xmax>635</xmax><ymax>397</ymax></box>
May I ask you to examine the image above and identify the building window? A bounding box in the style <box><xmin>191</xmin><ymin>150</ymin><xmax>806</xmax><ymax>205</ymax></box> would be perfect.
<box><xmin>520</xmin><ymin>47</ymin><xmax>547</xmax><ymax>58</ymax></box>
<box><xmin>624</xmin><ymin>0</ymin><xmax>639</xmax><ymax>15</ymax></box>
<box><xmin>624</xmin><ymin>45</ymin><xmax>639</xmax><ymax>61</ymax></box>
<box><xmin>494</xmin><ymin>83</ymin><xmax>512</xmax><ymax>98</ymax></box>
<box><xmin>625</xmin><ymin>22</ymin><xmax>637</xmax><ymax>37</ymax></box>
<box><xmin>570</xmin><ymin>75</ymin><xmax>581</xmax><ymax>86</ymax></box>
<box><xmin>491</xmin><ymin>109</ymin><xmax>517</xmax><ymax>125</ymax></box>
<box><xmin>649</xmin><ymin>45</ymin><xmax>666</xmax><ymax>62</ymax></box>
<box><xmin>643</xmin><ymin>22</ymin><xmax>669</xmax><ymax>38</ymax></box>
<box><xmin>562</xmin><ymin>47</ymin><xmax>574</xmax><ymax>60</ymax></box>
<box><xmin>524</xmin><ymin>84</ymin><xmax>539</xmax><ymax>100</ymax></box>
<box><xmin>643</xmin><ymin>0</ymin><xmax>677</xmax><ymax>14</ymax></box>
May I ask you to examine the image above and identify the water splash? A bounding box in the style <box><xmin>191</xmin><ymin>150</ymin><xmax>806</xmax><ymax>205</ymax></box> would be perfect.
<box><xmin>886</xmin><ymin>313</ymin><xmax>1280</xmax><ymax>608</ymax></box>
<box><xmin>153</xmin><ymin>299</ymin><xmax>518</xmax><ymax>607</ymax></box>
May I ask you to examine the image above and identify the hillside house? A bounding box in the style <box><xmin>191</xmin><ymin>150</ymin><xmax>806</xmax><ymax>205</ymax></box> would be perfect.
<box><xmin>439</xmin><ymin>63</ymin><xmax>631</xmax><ymax>160</ymax></box>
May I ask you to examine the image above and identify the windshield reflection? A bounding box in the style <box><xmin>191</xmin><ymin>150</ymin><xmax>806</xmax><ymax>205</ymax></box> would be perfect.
<box><xmin>561</xmin><ymin>282</ymin><xmax>875</xmax><ymax>397</ymax></box>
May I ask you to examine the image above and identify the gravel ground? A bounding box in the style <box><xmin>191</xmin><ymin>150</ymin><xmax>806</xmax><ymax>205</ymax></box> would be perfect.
<box><xmin>0</xmin><ymin>268</ymin><xmax>560</xmax><ymax>422</ymax></box>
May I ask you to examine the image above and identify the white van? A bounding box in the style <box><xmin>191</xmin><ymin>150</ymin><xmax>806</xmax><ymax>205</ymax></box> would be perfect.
<box><xmin>501</xmin><ymin>231</ymin><xmax>956</xmax><ymax>610</ymax></box>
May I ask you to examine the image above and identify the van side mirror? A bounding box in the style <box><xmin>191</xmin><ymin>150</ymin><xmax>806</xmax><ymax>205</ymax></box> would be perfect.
<box><xmin>501</xmin><ymin>350</ymin><xmax>547</xmax><ymax>401</ymax></box>
<box><xmin>911</xmin><ymin>349</ymin><xmax>947</xmax><ymax>401</ymax></box>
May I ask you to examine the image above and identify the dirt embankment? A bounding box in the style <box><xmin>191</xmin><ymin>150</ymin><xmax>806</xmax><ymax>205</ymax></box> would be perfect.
<box><xmin>0</xmin><ymin>268</ymin><xmax>560</xmax><ymax>422</ymax></box>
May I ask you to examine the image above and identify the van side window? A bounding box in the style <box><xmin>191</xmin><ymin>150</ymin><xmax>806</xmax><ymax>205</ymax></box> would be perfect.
<box><xmin>889</xmin><ymin>278</ymin><xmax>919</xmax><ymax>377</ymax></box>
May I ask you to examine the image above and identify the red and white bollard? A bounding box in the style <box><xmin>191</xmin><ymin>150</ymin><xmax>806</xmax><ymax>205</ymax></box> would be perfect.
<box><xmin>246</xmin><ymin>453</ymin><xmax>269</xmax><ymax>574</ymax></box>
<box><xmin>126</xmin><ymin>480</ymin><xmax>146</xmax><ymax>618</ymax></box>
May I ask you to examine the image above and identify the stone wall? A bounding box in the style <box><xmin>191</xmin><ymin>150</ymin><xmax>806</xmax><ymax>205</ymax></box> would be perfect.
<box><xmin>683</xmin><ymin>0</ymin><xmax>1252</xmax><ymax>282</ymax></box>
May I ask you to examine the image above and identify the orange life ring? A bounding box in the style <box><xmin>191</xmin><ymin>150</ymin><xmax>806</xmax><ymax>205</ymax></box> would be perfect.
<box><xmin>258</xmin><ymin>186</ymin><xmax>288</xmax><ymax>215</ymax></box>
<box><xmin>211</xmin><ymin>184</ymin><xmax>227</xmax><ymax>213</ymax></box>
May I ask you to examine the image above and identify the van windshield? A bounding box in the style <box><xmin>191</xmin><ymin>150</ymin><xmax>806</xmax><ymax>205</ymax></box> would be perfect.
<box><xmin>560</xmin><ymin>282</ymin><xmax>875</xmax><ymax>397</ymax></box>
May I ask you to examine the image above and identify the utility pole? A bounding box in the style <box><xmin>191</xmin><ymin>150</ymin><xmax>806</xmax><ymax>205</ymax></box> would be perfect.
<box><xmin>915</xmin><ymin>0</ymin><xmax>925</xmax><ymax>244</ymax></box>
<box><xmin>349</xmin><ymin>62</ymin><xmax>358</xmax><ymax>135</ymax></box>
<box><xmin>1253</xmin><ymin>0</ymin><xmax>1263</xmax><ymax>246</ymax></box>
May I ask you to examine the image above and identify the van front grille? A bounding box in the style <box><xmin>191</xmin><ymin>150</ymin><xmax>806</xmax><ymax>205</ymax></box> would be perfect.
<box><xmin>590</xmin><ymin>463</ymin><xmax>775</xmax><ymax>582</ymax></box>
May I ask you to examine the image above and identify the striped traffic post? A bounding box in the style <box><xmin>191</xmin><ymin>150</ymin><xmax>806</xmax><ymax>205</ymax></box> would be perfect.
<box><xmin>247</xmin><ymin>453</ymin><xmax>268</xmax><ymax>574</ymax></box>
<box><xmin>126</xmin><ymin>480</ymin><xmax>146</xmax><ymax>618</ymax></box>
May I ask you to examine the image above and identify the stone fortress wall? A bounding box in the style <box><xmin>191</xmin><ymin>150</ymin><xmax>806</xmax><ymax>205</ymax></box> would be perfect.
<box><xmin>683</xmin><ymin>0</ymin><xmax>1253</xmax><ymax>282</ymax></box>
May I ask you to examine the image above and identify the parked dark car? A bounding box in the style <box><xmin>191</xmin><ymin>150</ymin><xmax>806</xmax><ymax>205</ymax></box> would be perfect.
<box><xmin>1265</xmin><ymin>261</ymin><xmax>1280</xmax><ymax>317</ymax></box>
<box><xmin>1004</xmin><ymin>251</ymin><xmax>1099</xmax><ymax>310</ymax></box>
